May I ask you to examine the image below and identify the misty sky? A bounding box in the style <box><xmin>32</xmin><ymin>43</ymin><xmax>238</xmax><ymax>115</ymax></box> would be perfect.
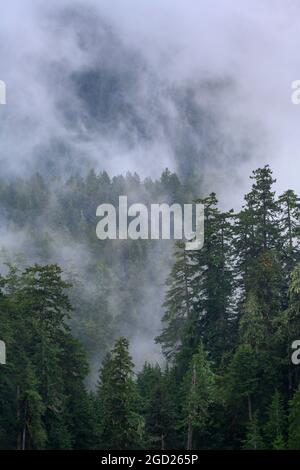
<box><xmin>0</xmin><ymin>0</ymin><xmax>300</xmax><ymax>207</ymax></box>
<box><xmin>1</xmin><ymin>0</ymin><xmax>300</xmax><ymax>373</ymax></box>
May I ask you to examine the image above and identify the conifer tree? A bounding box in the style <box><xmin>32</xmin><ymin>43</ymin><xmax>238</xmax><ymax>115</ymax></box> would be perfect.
<box><xmin>225</xmin><ymin>345</ymin><xmax>259</xmax><ymax>422</ymax></box>
<box><xmin>288</xmin><ymin>383</ymin><xmax>300</xmax><ymax>449</ymax></box>
<box><xmin>235</xmin><ymin>166</ymin><xmax>283</xmax><ymax>330</ymax></box>
<box><xmin>96</xmin><ymin>337</ymin><xmax>145</xmax><ymax>449</ymax></box>
<box><xmin>156</xmin><ymin>241</ymin><xmax>194</xmax><ymax>364</ymax></box>
<box><xmin>279</xmin><ymin>190</ymin><xmax>300</xmax><ymax>274</ymax></box>
<box><xmin>264</xmin><ymin>390</ymin><xmax>286</xmax><ymax>449</ymax></box>
<box><xmin>158</xmin><ymin>194</ymin><xmax>236</xmax><ymax>371</ymax></box>
<box><xmin>190</xmin><ymin>195</ymin><xmax>236</xmax><ymax>362</ymax></box>
<box><xmin>182</xmin><ymin>343</ymin><xmax>215</xmax><ymax>450</ymax></box>
<box><xmin>242</xmin><ymin>411</ymin><xmax>265</xmax><ymax>450</ymax></box>
<box><xmin>137</xmin><ymin>363</ymin><xmax>177</xmax><ymax>449</ymax></box>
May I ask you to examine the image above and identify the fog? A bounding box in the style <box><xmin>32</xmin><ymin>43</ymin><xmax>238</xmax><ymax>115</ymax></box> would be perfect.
<box><xmin>0</xmin><ymin>0</ymin><xmax>299</xmax><ymax>370</ymax></box>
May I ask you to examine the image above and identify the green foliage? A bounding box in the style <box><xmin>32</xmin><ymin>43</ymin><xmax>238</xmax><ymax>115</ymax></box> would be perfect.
<box><xmin>137</xmin><ymin>363</ymin><xmax>178</xmax><ymax>449</ymax></box>
<box><xmin>242</xmin><ymin>412</ymin><xmax>265</xmax><ymax>450</ymax></box>
<box><xmin>1</xmin><ymin>165</ymin><xmax>300</xmax><ymax>450</ymax></box>
<box><xmin>95</xmin><ymin>337</ymin><xmax>145</xmax><ymax>449</ymax></box>
<box><xmin>158</xmin><ymin>165</ymin><xmax>300</xmax><ymax>449</ymax></box>
<box><xmin>0</xmin><ymin>263</ymin><xmax>93</xmax><ymax>449</ymax></box>
<box><xmin>288</xmin><ymin>383</ymin><xmax>300</xmax><ymax>449</ymax></box>
<box><xmin>264</xmin><ymin>391</ymin><xmax>286</xmax><ymax>449</ymax></box>
<box><xmin>157</xmin><ymin>193</ymin><xmax>236</xmax><ymax>371</ymax></box>
<box><xmin>182</xmin><ymin>343</ymin><xmax>215</xmax><ymax>449</ymax></box>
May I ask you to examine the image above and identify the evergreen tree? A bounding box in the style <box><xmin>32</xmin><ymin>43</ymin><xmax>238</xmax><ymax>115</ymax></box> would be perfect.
<box><xmin>137</xmin><ymin>363</ymin><xmax>177</xmax><ymax>449</ymax></box>
<box><xmin>242</xmin><ymin>411</ymin><xmax>265</xmax><ymax>450</ymax></box>
<box><xmin>0</xmin><ymin>263</ymin><xmax>91</xmax><ymax>449</ymax></box>
<box><xmin>182</xmin><ymin>343</ymin><xmax>215</xmax><ymax>450</ymax></box>
<box><xmin>156</xmin><ymin>241</ymin><xmax>194</xmax><ymax>364</ymax></box>
<box><xmin>158</xmin><ymin>194</ymin><xmax>236</xmax><ymax>372</ymax></box>
<box><xmin>278</xmin><ymin>190</ymin><xmax>300</xmax><ymax>276</ymax></box>
<box><xmin>96</xmin><ymin>337</ymin><xmax>144</xmax><ymax>449</ymax></box>
<box><xmin>288</xmin><ymin>383</ymin><xmax>300</xmax><ymax>449</ymax></box>
<box><xmin>190</xmin><ymin>195</ymin><xmax>236</xmax><ymax>363</ymax></box>
<box><xmin>264</xmin><ymin>390</ymin><xmax>286</xmax><ymax>449</ymax></box>
<box><xmin>235</xmin><ymin>165</ymin><xmax>282</xmax><ymax>319</ymax></box>
<box><xmin>225</xmin><ymin>345</ymin><xmax>260</xmax><ymax>423</ymax></box>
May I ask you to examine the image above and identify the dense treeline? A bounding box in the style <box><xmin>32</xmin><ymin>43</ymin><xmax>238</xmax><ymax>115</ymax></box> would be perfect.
<box><xmin>1</xmin><ymin>165</ymin><xmax>300</xmax><ymax>449</ymax></box>
<box><xmin>0</xmin><ymin>264</ymin><xmax>95</xmax><ymax>449</ymax></box>
<box><xmin>154</xmin><ymin>165</ymin><xmax>300</xmax><ymax>449</ymax></box>
<box><xmin>0</xmin><ymin>169</ymin><xmax>189</xmax><ymax>376</ymax></box>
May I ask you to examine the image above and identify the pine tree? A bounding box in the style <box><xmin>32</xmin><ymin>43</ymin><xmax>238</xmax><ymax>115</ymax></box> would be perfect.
<box><xmin>137</xmin><ymin>363</ymin><xmax>177</xmax><ymax>449</ymax></box>
<box><xmin>282</xmin><ymin>262</ymin><xmax>300</xmax><ymax>394</ymax></box>
<box><xmin>239</xmin><ymin>292</ymin><xmax>267</xmax><ymax>350</ymax></box>
<box><xmin>182</xmin><ymin>343</ymin><xmax>215</xmax><ymax>450</ymax></box>
<box><xmin>288</xmin><ymin>383</ymin><xmax>300</xmax><ymax>449</ymax></box>
<box><xmin>191</xmin><ymin>195</ymin><xmax>236</xmax><ymax>362</ymax></box>
<box><xmin>0</xmin><ymin>262</ymin><xmax>91</xmax><ymax>449</ymax></box>
<box><xmin>96</xmin><ymin>337</ymin><xmax>144</xmax><ymax>449</ymax></box>
<box><xmin>17</xmin><ymin>363</ymin><xmax>47</xmax><ymax>450</ymax></box>
<box><xmin>157</xmin><ymin>194</ymin><xmax>236</xmax><ymax>371</ymax></box>
<box><xmin>18</xmin><ymin>264</ymin><xmax>74</xmax><ymax>449</ymax></box>
<box><xmin>287</xmin><ymin>261</ymin><xmax>300</xmax><ymax>336</ymax></box>
<box><xmin>264</xmin><ymin>390</ymin><xmax>286</xmax><ymax>449</ymax></box>
<box><xmin>156</xmin><ymin>241</ymin><xmax>194</xmax><ymax>363</ymax></box>
<box><xmin>242</xmin><ymin>411</ymin><xmax>265</xmax><ymax>450</ymax></box>
<box><xmin>279</xmin><ymin>190</ymin><xmax>300</xmax><ymax>273</ymax></box>
<box><xmin>235</xmin><ymin>166</ymin><xmax>282</xmax><ymax>320</ymax></box>
<box><xmin>225</xmin><ymin>345</ymin><xmax>259</xmax><ymax>423</ymax></box>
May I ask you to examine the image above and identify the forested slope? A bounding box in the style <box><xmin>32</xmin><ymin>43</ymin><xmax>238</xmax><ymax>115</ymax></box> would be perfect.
<box><xmin>1</xmin><ymin>165</ymin><xmax>300</xmax><ymax>449</ymax></box>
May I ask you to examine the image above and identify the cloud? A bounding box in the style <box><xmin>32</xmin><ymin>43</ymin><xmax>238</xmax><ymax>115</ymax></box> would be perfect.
<box><xmin>1</xmin><ymin>0</ymin><xmax>299</xmax><ymax>204</ymax></box>
<box><xmin>1</xmin><ymin>0</ymin><xmax>300</xmax><ymax>372</ymax></box>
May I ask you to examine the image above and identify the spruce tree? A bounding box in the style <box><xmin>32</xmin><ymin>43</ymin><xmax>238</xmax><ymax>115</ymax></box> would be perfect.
<box><xmin>96</xmin><ymin>337</ymin><xmax>144</xmax><ymax>449</ymax></box>
<box><xmin>242</xmin><ymin>411</ymin><xmax>265</xmax><ymax>450</ymax></box>
<box><xmin>264</xmin><ymin>390</ymin><xmax>286</xmax><ymax>449</ymax></box>
<box><xmin>137</xmin><ymin>363</ymin><xmax>177</xmax><ymax>449</ymax></box>
<box><xmin>288</xmin><ymin>383</ymin><xmax>300</xmax><ymax>449</ymax></box>
<box><xmin>279</xmin><ymin>190</ymin><xmax>300</xmax><ymax>273</ymax></box>
<box><xmin>182</xmin><ymin>343</ymin><xmax>215</xmax><ymax>450</ymax></box>
<box><xmin>156</xmin><ymin>241</ymin><xmax>194</xmax><ymax>364</ymax></box>
<box><xmin>235</xmin><ymin>165</ymin><xmax>282</xmax><ymax>320</ymax></box>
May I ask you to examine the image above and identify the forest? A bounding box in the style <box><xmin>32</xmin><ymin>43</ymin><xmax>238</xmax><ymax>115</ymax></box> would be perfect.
<box><xmin>1</xmin><ymin>164</ymin><xmax>300</xmax><ymax>450</ymax></box>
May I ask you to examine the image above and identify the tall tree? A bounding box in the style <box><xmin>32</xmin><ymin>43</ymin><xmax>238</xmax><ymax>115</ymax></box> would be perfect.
<box><xmin>264</xmin><ymin>390</ymin><xmax>286</xmax><ymax>449</ymax></box>
<box><xmin>96</xmin><ymin>337</ymin><xmax>144</xmax><ymax>449</ymax></box>
<box><xmin>242</xmin><ymin>411</ymin><xmax>265</xmax><ymax>450</ymax></box>
<box><xmin>235</xmin><ymin>166</ymin><xmax>283</xmax><ymax>333</ymax></box>
<box><xmin>182</xmin><ymin>343</ymin><xmax>215</xmax><ymax>450</ymax></box>
<box><xmin>137</xmin><ymin>363</ymin><xmax>177</xmax><ymax>449</ymax></box>
<box><xmin>288</xmin><ymin>383</ymin><xmax>300</xmax><ymax>449</ymax></box>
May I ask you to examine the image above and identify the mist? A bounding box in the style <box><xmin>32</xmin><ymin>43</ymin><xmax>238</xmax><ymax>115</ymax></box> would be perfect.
<box><xmin>1</xmin><ymin>0</ymin><xmax>300</xmax><ymax>373</ymax></box>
